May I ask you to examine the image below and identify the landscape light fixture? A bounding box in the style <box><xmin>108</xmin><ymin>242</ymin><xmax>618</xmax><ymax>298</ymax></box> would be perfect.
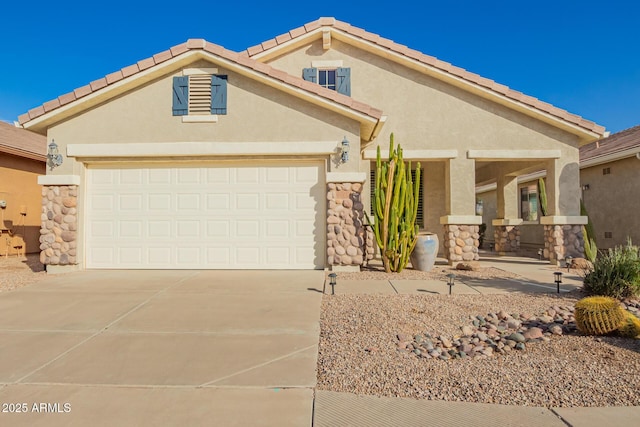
<box><xmin>328</xmin><ymin>272</ymin><xmax>337</xmax><ymax>295</ymax></box>
<box><xmin>554</xmin><ymin>271</ymin><xmax>563</xmax><ymax>294</ymax></box>
<box><xmin>565</xmin><ymin>255</ymin><xmax>573</xmax><ymax>272</ymax></box>
<box><xmin>446</xmin><ymin>273</ymin><xmax>456</xmax><ymax>295</ymax></box>
<box><xmin>341</xmin><ymin>136</ymin><xmax>350</xmax><ymax>163</ymax></box>
<box><xmin>47</xmin><ymin>140</ymin><xmax>63</xmax><ymax>171</ymax></box>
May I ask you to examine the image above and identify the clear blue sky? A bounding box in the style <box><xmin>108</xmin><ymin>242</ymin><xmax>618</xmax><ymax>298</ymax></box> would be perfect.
<box><xmin>1</xmin><ymin>0</ymin><xmax>638</xmax><ymax>134</ymax></box>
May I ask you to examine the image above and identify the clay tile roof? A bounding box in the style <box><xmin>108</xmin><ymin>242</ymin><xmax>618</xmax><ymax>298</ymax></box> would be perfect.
<box><xmin>580</xmin><ymin>125</ymin><xmax>640</xmax><ymax>162</ymax></box>
<box><xmin>19</xmin><ymin>36</ymin><xmax>383</xmax><ymax>126</ymax></box>
<box><xmin>0</xmin><ymin>121</ymin><xmax>46</xmax><ymax>161</ymax></box>
<box><xmin>244</xmin><ymin>17</ymin><xmax>605</xmax><ymax>136</ymax></box>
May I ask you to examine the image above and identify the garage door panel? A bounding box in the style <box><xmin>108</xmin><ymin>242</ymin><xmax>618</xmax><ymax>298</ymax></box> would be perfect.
<box><xmin>119</xmin><ymin>221</ymin><xmax>143</xmax><ymax>238</ymax></box>
<box><xmin>177</xmin><ymin>194</ymin><xmax>201</xmax><ymax>210</ymax></box>
<box><xmin>86</xmin><ymin>162</ymin><xmax>324</xmax><ymax>269</ymax></box>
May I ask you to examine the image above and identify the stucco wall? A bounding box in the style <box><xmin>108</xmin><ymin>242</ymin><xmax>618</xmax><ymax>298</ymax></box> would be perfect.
<box><xmin>0</xmin><ymin>153</ymin><xmax>46</xmax><ymax>254</ymax></box>
<box><xmin>48</xmin><ymin>59</ymin><xmax>361</xmax><ymax>176</ymax></box>
<box><xmin>266</xmin><ymin>38</ymin><xmax>584</xmax><ymax>220</ymax></box>
<box><xmin>581</xmin><ymin>156</ymin><xmax>640</xmax><ymax>249</ymax></box>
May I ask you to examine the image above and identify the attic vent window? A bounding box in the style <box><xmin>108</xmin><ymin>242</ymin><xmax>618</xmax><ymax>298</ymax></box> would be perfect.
<box><xmin>188</xmin><ymin>74</ymin><xmax>213</xmax><ymax>115</ymax></box>
<box><xmin>172</xmin><ymin>70</ymin><xmax>227</xmax><ymax>121</ymax></box>
<box><xmin>604</xmin><ymin>231</ymin><xmax>613</xmax><ymax>239</ymax></box>
<box><xmin>603</xmin><ymin>167</ymin><xmax>611</xmax><ymax>175</ymax></box>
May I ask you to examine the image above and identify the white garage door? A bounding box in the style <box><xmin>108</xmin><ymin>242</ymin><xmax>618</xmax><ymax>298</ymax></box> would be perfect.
<box><xmin>85</xmin><ymin>162</ymin><xmax>324</xmax><ymax>269</ymax></box>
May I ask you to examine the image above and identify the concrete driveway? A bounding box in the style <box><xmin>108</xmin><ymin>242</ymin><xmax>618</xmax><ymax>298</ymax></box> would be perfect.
<box><xmin>0</xmin><ymin>270</ymin><xmax>324</xmax><ymax>426</ymax></box>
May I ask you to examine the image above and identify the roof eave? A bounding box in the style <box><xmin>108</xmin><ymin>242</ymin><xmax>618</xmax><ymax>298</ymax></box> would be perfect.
<box><xmin>248</xmin><ymin>25</ymin><xmax>604</xmax><ymax>142</ymax></box>
<box><xmin>21</xmin><ymin>49</ymin><xmax>382</xmax><ymax>139</ymax></box>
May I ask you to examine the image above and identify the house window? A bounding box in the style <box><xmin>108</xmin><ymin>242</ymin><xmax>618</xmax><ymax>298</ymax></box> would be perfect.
<box><xmin>603</xmin><ymin>167</ymin><xmax>611</xmax><ymax>175</ymax></box>
<box><xmin>370</xmin><ymin>168</ymin><xmax>424</xmax><ymax>227</ymax></box>
<box><xmin>318</xmin><ymin>69</ymin><xmax>336</xmax><ymax>91</ymax></box>
<box><xmin>520</xmin><ymin>184</ymin><xmax>539</xmax><ymax>221</ymax></box>
<box><xmin>605</xmin><ymin>231</ymin><xmax>613</xmax><ymax>239</ymax></box>
<box><xmin>302</xmin><ymin>67</ymin><xmax>351</xmax><ymax>96</ymax></box>
<box><xmin>172</xmin><ymin>72</ymin><xmax>227</xmax><ymax>118</ymax></box>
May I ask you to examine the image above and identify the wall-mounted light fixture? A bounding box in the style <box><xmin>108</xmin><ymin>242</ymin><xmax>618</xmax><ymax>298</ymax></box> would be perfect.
<box><xmin>47</xmin><ymin>140</ymin><xmax>63</xmax><ymax>171</ymax></box>
<box><xmin>341</xmin><ymin>136</ymin><xmax>350</xmax><ymax>163</ymax></box>
<box><xmin>581</xmin><ymin>184</ymin><xmax>590</xmax><ymax>191</ymax></box>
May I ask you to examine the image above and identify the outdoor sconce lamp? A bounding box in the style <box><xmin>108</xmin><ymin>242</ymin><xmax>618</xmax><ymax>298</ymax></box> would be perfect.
<box><xmin>554</xmin><ymin>271</ymin><xmax>563</xmax><ymax>294</ymax></box>
<box><xmin>581</xmin><ymin>184</ymin><xmax>590</xmax><ymax>191</ymax></box>
<box><xmin>446</xmin><ymin>273</ymin><xmax>456</xmax><ymax>295</ymax></box>
<box><xmin>341</xmin><ymin>136</ymin><xmax>350</xmax><ymax>163</ymax></box>
<box><xmin>565</xmin><ymin>255</ymin><xmax>573</xmax><ymax>272</ymax></box>
<box><xmin>328</xmin><ymin>272</ymin><xmax>337</xmax><ymax>295</ymax></box>
<box><xmin>47</xmin><ymin>140</ymin><xmax>63</xmax><ymax>171</ymax></box>
<box><xmin>537</xmin><ymin>248</ymin><xmax>544</xmax><ymax>260</ymax></box>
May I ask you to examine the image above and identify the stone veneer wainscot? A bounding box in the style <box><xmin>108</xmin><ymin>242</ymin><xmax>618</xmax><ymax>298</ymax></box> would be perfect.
<box><xmin>326</xmin><ymin>182</ymin><xmax>375</xmax><ymax>267</ymax></box>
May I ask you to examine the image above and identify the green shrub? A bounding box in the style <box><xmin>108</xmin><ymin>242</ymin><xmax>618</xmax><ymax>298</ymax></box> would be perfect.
<box><xmin>583</xmin><ymin>239</ymin><xmax>640</xmax><ymax>298</ymax></box>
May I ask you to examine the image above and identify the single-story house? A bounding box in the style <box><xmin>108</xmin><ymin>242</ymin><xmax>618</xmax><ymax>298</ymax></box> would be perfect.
<box><xmin>0</xmin><ymin>120</ymin><xmax>46</xmax><ymax>256</ymax></box>
<box><xmin>18</xmin><ymin>17</ymin><xmax>605</xmax><ymax>272</ymax></box>
<box><xmin>580</xmin><ymin>125</ymin><xmax>640</xmax><ymax>249</ymax></box>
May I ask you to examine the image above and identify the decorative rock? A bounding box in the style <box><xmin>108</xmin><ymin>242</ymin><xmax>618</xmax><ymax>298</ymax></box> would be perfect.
<box><xmin>455</xmin><ymin>261</ymin><xmax>481</xmax><ymax>271</ymax></box>
<box><xmin>549</xmin><ymin>325</ymin><xmax>563</xmax><ymax>335</ymax></box>
<box><xmin>507</xmin><ymin>333</ymin><xmax>526</xmax><ymax>343</ymax></box>
<box><xmin>461</xmin><ymin>325</ymin><xmax>474</xmax><ymax>336</ymax></box>
<box><xmin>523</xmin><ymin>327</ymin><xmax>543</xmax><ymax>340</ymax></box>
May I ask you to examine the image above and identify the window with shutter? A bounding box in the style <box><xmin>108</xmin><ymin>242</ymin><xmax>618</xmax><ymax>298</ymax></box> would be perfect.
<box><xmin>172</xmin><ymin>76</ymin><xmax>189</xmax><ymax>116</ymax></box>
<box><xmin>172</xmin><ymin>70</ymin><xmax>228</xmax><ymax>120</ymax></box>
<box><xmin>303</xmin><ymin>67</ymin><xmax>351</xmax><ymax>96</ymax></box>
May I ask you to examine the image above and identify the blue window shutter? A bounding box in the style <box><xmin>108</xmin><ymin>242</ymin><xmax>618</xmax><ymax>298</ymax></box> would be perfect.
<box><xmin>303</xmin><ymin>67</ymin><xmax>317</xmax><ymax>83</ymax></box>
<box><xmin>172</xmin><ymin>76</ymin><xmax>189</xmax><ymax>116</ymax></box>
<box><xmin>336</xmin><ymin>67</ymin><xmax>351</xmax><ymax>96</ymax></box>
<box><xmin>211</xmin><ymin>75</ymin><xmax>228</xmax><ymax>115</ymax></box>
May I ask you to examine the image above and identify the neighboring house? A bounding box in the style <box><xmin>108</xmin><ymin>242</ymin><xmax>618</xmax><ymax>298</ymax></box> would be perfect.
<box><xmin>580</xmin><ymin>125</ymin><xmax>640</xmax><ymax>249</ymax></box>
<box><xmin>0</xmin><ymin>120</ymin><xmax>46</xmax><ymax>256</ymax></box>
<box><xmin>18</xmin><ymin>17</ymin><xmax>605</xmax><ymax>273</ymax></box>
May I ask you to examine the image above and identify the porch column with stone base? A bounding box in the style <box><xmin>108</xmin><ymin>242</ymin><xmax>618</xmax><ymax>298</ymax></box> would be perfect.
<box><xmin>37</xmin><ymin>175</ymin><xmax>81</xmax><ymax>273</ymax></box>
<box><xmin>541</xmin><ymin>216</ymin><xmax>588</xmax><ymax>265</ymax></box>
<box><xmin>441</xmin><ymin>216</ymin><xmax>483</xmax><ymax>265</ymax></box>
<box><xmin>492</xmin><ymin>219</ymin><xmax>523</xmax><ymax>254</ymax></box>
<box><xmin>326</xmin><ymin>173</ymin><xmax>374</xmax><ymax>271</ymax></box>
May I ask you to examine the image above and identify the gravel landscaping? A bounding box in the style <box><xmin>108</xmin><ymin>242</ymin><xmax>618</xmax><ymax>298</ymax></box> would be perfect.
<box><xmin>317</xmin><ymin>265</ymin><xmax>640</xmax><ymax>408</ymax></box>
<box><xmin>0</xmin><ymin>254</ymin><xmax>46</xmax><ymax>292</ymax></box>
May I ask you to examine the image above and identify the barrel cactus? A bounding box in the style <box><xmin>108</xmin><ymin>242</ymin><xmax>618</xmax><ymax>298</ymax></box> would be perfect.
<box><xmin>366</xmin><ymin>133</ymin><xmax>421</xmax><ymax>273</ymax></box>
<box><xmin>618</xmin><ymin>311</ymin><xmax>640</xmax><ymax>338</ymax></box>
<box><xmin>574</xmin><ymin>296</ymin><xmax>626</xmax><ymax>335</ymax></box>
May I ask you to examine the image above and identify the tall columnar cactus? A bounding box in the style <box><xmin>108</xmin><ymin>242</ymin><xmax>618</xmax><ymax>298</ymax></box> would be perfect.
<box><xmin>581</xmin><ymin>199</ymin><xmax>598</xmax><ymax>262</ymax></box>
<box><xmin>538</xmin><ymin>178</ymin><xmax>548</xmax><ymax>217</ymax></box>
<box><xmin>574</xmin><ymin>296</ymin><xmax>625</xmax><ymax>336</ymax></box>
<box><xmin>366</xmin><ymin>134</ymin><xmax>421</xmax><ymax>273</ymax></box>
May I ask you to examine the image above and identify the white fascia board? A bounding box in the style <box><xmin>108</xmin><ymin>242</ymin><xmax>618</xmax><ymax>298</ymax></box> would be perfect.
<box><xmin>23</xmin><ymin>52</ymin><xmax>204</xmax><ymax>131</ymax></box>
<box><xmin>467</xmin><ymin>150</ymin><xmax>561</xmax><ymax>160</ymax></box>
<box><xmin>67</xmin><ymin>141</ymin><xmax>339</xmax><ymax>158</ymax></box>
<box><xmin>363</xmin><ymin>149</ymin><xmax>458</xmax><ymax>160</ymax></box>
<box><xmin>580</xmin><ymin>148</ymin><xmax>640</xmax><ymax>168</ymax></box>
<box><xmin>38</xmin><ymin>175</ymin><xmax>81</xmax><ymax>186</ymax></box>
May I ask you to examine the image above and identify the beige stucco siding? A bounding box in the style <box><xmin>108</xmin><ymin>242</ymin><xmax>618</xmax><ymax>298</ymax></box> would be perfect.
<box><xmin>48</xmin><ymin>60</ymin><xmax>361</xmax><ymax>175</ymax></box>
<box><xmin>267</xmin><ymin>38</ymin><xmax>584</xmax><ymax>234</ymax></box>
<box><xmin>267</xmin><ymin>39</ymin><xmax>580</xmax><ymax>152</ymax></box>
<box><xmin>0</xmin><ymin>154</ymin><xmax>45</xmax><ymax>254</ymax></box>
<box><xmin>581</xmin><ymin>156</ymin><xmax>640</xmax><ymax>249</ymax></box>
